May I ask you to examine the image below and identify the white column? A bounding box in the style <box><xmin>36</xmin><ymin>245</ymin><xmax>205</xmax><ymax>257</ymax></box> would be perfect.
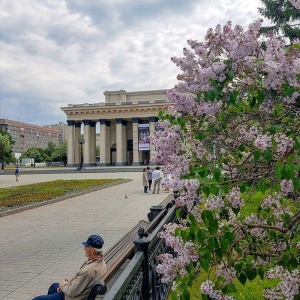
<box><xmin>106</xmin><ymin>121</ymin><xmax>111</xmax><ymax>165</ymax></box>
<box><xmin>74</xmin><ymin>122</ymin><xmax>81</xmax><ymax>165</ymax></box>
<box><xmin>122</xmin><ymin>120</ymin><xmax>127</xmax><ymax>163</ymax></box>
<box><xmin>116</xmin><ymin>118</ymin><xmax>125</xmax><ymax>166</ymax></box>
<box><xmin>83</xmin><ymin>120</ymin><xmax>91</xmax><ymax>165</ymax></box>
<box><xmin>99</xmin><ymin>120</ymin><xmax>107</xmax><ymax>165</ymax></box>
<box><xmin>90</xmin><ymin>121</ymin><xmax>96</xmax><ymax>165</ymax></box>
<box><xmin>67</xmin><ymin>120</ymin><xmax>75</xmax><ymax>166</ymax></box>
<box><xmin>132</xmin><ymin>118</ymin><xmax>140</xmax><ymax>165</ymax></box>
<box><xmin>149</xmin><ymin>117</ymin><xmax>157</xmax><ymax>164</ymax></box>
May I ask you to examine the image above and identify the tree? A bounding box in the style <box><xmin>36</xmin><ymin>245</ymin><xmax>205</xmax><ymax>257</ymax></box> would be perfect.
<box><xmin>152</xmin><ymin>19</ymin><xmax>300</xmax><ymax>299</ymax></box>
<box><xmin>258</xmin><ymin>0</ymin><xmax>300</xmax><ymax>41</ymax></box>
<box><xmin>51</xmin><ymin>141</ymin><xmax>67</xmax><ymax>165</ymax></box>
<box><xmin>0</xmin><ymin>130</ymin><xmax>15</xmax><ymax>168</ymax></box>
<box><xmin>44</xmin><ymin>142</ymin><xmax>57</xmax><ymax>159</ymax></box>
<box><xmin>20</xmin><ymin>147</ymin><xmax>47</xmax><ymax>163</ymax></box>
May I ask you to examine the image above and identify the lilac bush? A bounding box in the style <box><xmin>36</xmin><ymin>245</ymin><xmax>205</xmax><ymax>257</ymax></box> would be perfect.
<box><xmin>152</xmin><ymin>16</ymin><xmax>300</xmax><ymax>300</ymax></box>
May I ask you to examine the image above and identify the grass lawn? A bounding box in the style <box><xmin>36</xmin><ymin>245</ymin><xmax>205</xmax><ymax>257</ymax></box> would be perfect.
<box><xmin>0</xmin><ymin>179</ymin><xmax>122</xmax><ymax>212</ymax></box>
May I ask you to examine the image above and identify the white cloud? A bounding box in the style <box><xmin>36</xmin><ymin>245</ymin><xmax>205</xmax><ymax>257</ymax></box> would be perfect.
<box><xmin>0</xmin><ymin>0</ymin><xmax>265</xmax><ymax>125</ymax></box>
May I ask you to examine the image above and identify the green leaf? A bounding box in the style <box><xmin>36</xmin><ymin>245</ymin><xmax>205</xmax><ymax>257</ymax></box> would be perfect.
<box><xmin>158</xmin><ymin>111</ymin><xmax>165</xmax><ymax>119</ymax></box>
<box><xmin>176</xmin><ymin>209</ymin><xmax>182</xmax><ymax>223</ymax></box>
<box><xmin>232</xmin><ymin>206</ymin><xmax>240</xmax><ymax>215</ymax></box>
<box><xmin>258</xmin><ymin>268</ymin><xmax>264</xmax><ymax>280</ymax></box>
<box><xmin>180</xmin><ymin>229</ymin><xmax>189</xmax><ymax>241</ymax></box>
<box><xmin>292</xmin><ymin>43</ymin><xmax>300</xmax><ymax>49</ymax></box>
<box><xmin>295</xmin><ymin>136</ymin><xmax>300</xmax><ymax>150</ymax></box>
<box><xmin>258</xmin><ymin>183</ymin><xmax>267</xmax><ymax>194</ymax></box>
<box><xmin>204</xmin><ymin>90</ymin><xmax>214</xmax><ymax>101</ymax></box>
<box><xmin>256</xmin><ymin>58</ymin><xmax>264</xmax><ymax>63</ymax></box>
<box><xmin>293</xmin><ymin>178</ymin><xmax>300</xmax><ymax>191</ymax></box>
<box><xmin>227</xmin><ymin>70</ymin><xmax>234</xmax><ymax>80</ymax></box>
<box><xmin>209</xmin><ymin>218</ymin><xmax>219</xmax><ymax>234</ymax></box>
<box><xmin>253</xmin><ymin>151</ymin><xmax>260</xmax><ymax>161</ymax></box>
<box><xmin>239</xmin><ymin>185</ymin><xmax>246</xmax><ymax>193</ymax></box>
<box><xmin>222</xmin><ymin>283</ymin><xmax>237</xmax><ymax>293</ymax></box>
<box><xmin>214</xmin><ymin>168</ymin><xmax>221</xmax><ymax>181</ymax></box>
<box><xmin>235</xmin><ymin>245</ymin><xmax>243</xmax><ymax>256</ymax></box>
<box><xmin>200</xmin><ymin>258</ymin><xmax>210</xmax><ymax>272</ymax></box>
<box><xmin>284</xmin><ymin>164</ymin><xmax>295</xmax><ymax>180</ymax></box>
<box><xmin>262</xmin><ymin>149</ymin><xmax>273</xmax><ymax>162</ymax></box>
<box><xmin>187</xmin><ymin>214</ymin><xmax>196</xmax><ymax>226</ymax></box>
<box><xmin>197</xmin><ymin>92</ymin><xmax>202</xmax><ymax>103</ymax></box>
<box><xmin>290</xmin><ymin>256</ymin><xmax>298</xmax><ymax>268</ymax></box>
<box><xmin>210</xmin><ymin>185</ymin><xmax>219</xmax><ymax>196</ymax></box>
<box><xmin>202</xmin><ymin>186</ymin><xmax>210</xmax><ymax>197</ymax></box>
<box><xmin>257</xmin><ymin>89</ymin><xmax>265</xmax><ymax>104</ymax></box>
<box><xmin>224</xmin><ymin>231</ymin><xmax>234</xmax><ymax>244</ymax></box>
<box><xmin>202</xmin><ymin>210</ymin><xmax>219</xmax><ymax>234</ymax></box>
<box><xmin>208</xmin><ymin>237</ymin><xmax>215</xmax><ymax>251</ymax></box>
<box><xmin>275</xmin><ymin>164</ymin><xmax>282</xmax><ymax>179</ymax></box>
<box><xmin>238</xmin><ymin>273</ymin><xmax>247</xmax><ymax>285</ymax></box>
<box><xmin>246</xmin><ymin>268</ymin><xmax>257</xmax><ymax>281</ymax></box>
<box><xmin>172</xmin><ymin>292</ymin><xmax>178</xmax><ymax>300</ymax></box>
<box><xmin>182</xmin><ymin>290</ymin><xmax>190</xmax><ymax>300</ymax></box>
<box><xmin>230</xmin><ymin>90</ymin><xmax>238</xmax><ymax>105</ymax></box>
<box><xmin>220</xmin><ymin>237</ymin><xmax>229</xmax><ymax>252</ymax></box>
<box><xmin>197</xmin><ymin>229</ymin><xmax>207</xmax><ymax>244</ymax></box>
<box><xmin>202</xmin><ymin>210</ymin><xmax>214</xmax><ymax>225</ymax></box>
<box><xmin>174</xmin><ymin>228</ymin><xmax>180</xmax><ymax>237</ymax></box>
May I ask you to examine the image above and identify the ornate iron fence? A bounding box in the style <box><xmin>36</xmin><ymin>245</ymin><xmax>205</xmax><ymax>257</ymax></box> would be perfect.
<box><xmin>103</xmin><ymin>204</ymin><xmax>176</xmax><ymax>300</ymax></box>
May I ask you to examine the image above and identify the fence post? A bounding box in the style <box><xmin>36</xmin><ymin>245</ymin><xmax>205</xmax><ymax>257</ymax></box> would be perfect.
<box><xmin>134</xmin><ymin>227</ymin><xmax>150</xmax><ymax>300</ymax></box>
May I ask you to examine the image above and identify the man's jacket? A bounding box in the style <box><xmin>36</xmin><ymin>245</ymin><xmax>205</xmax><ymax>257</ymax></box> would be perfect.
<box><xmin>59</xmin><ymin>258</ymin><xmax>106</xmax><ymax>300</ymax></box>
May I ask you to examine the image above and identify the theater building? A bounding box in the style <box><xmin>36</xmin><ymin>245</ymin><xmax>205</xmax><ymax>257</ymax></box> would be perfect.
<box><xmin>60</xmin><ymin>89</ymin><xmax>171</xmax><ymax>167</ymax></box>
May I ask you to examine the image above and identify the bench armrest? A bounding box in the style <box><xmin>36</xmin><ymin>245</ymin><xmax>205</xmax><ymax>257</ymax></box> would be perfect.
<box><xmin>86</xmin><ymin>280</ymin><xmax>107</xmax><ymax>300</ymax></box>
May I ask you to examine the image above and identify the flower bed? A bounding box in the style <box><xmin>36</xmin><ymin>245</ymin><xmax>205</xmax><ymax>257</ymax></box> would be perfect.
<box><xmin>0</xmin><ymin>179</ymin><xmax>121</xmax><ymax>211</ymax></box>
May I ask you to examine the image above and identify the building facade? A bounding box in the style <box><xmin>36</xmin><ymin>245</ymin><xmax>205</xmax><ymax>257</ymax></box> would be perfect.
<box><xmin>0</xmin><ymin>119</ymin><xmax>61</xmax><ymax>155</ymax></box>
<box><xmin>60</xmin><ymin>89</ymin><xmax>171</xmax><ymax>167</ymax></box>
<box><xmin>43</xmin><ymin>121</ymin><xmax>68</xmax><ymax>142</ymax></box>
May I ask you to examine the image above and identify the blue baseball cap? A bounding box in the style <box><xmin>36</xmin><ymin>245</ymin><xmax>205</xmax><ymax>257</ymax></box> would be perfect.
<box><xmin>82</xmin><ymin>235</ymin><xmax>104</xmax><ymax>249</ymax></box>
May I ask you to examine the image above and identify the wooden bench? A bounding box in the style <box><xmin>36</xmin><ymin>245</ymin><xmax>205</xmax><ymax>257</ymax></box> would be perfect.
<box><xmin>102</xmin><ymin>194</ymin><xmax>174</xmax><ymax>284</ymax></box>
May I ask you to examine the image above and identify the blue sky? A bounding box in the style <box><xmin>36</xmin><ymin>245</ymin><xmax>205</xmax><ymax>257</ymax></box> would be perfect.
<box><xmin>0</xmin><ymin>0</ymin><xmax>265</xmax><ymax>125</ymax></box>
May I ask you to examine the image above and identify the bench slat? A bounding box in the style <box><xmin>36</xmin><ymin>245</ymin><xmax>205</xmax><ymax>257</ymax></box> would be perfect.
<box><xmin>102</xmin><ymin>196</ymin><xmax>173</xmax><ymax>285</ymax></box>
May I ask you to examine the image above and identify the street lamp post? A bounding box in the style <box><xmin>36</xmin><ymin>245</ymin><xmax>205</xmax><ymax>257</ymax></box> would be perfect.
<box><xmin>78</xmin><ymin>138</ymin><xmax>85</xmax><ymax>170</ymax></box>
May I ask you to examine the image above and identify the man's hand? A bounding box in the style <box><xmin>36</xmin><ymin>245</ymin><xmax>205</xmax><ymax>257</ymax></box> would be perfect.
<box><xmin>58</xmin><ymin>279</ymin><xmax>68</xmax><ymax>292</ymax></box>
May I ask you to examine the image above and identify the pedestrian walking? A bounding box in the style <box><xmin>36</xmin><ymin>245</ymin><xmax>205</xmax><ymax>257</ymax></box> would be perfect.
<box><xmin>152</xmin><ymin>166</ymin><xmax>162</xmax><ymax>194</ymax></box>
<box><xmin>142</xmin><ymin>168</ymin><xmax>149</xmax><ymax>193</ymax></box>
<box><xmin>14</xmin><ymin>167</ymin><xmax>20</xmax><ymax>181</ymax></box>
<box><xmin>146</xmin><ymin>166</ymin><xmax>152</xmax><ymax>191</ymax></box>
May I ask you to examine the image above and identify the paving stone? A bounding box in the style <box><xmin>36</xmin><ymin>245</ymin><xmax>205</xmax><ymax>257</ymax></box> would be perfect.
<box><xmin>0</xmin><ymin>168</ymin><xmax>168</xmax><ymax>300</ymax></box>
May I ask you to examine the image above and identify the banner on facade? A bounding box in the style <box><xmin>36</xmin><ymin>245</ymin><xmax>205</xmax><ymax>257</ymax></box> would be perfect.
<box><xmin>138</xmin><ymin>124</ymin><xmax>150</xmax><ymax>151</ymax></box>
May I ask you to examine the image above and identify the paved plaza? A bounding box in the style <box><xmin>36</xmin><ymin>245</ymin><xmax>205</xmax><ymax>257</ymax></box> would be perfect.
<box><xmin>0</xmin><ymin>169</ymin><xmax>169</xmax><ymax>300</ymax></box>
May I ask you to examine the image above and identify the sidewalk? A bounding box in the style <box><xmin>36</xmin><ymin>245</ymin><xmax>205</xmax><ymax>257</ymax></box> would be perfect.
<box><xmin>0</xmin><ymin>171</ymin><xmax>170</xmax><ymax>300</ymax></box>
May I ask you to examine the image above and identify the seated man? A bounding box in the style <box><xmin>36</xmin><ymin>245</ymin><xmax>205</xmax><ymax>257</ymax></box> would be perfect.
<box><xmin>32</xmin><ymin>234</ymin><xmax>106</xmax><ymax>300</ymax></box>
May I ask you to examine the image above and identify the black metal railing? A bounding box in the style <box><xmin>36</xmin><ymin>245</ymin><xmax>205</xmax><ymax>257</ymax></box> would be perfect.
<box><xmin>103</xmin><ymin>205</ymin><xmax>176</xmax><ymax>300</ymax></box>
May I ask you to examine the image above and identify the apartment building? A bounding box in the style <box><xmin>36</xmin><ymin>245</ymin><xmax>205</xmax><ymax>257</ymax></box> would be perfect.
<box><xmin>0</xmin><ymin>119</ymin><xmax>61</xmax><ymax>155</ymax></box>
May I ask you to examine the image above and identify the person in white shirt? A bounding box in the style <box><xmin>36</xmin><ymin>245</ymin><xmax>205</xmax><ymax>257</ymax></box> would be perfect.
<box><xmin>151</xmin><ymin>166</ymin><xmax>162</xmax><ymax>194</ymax></box>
